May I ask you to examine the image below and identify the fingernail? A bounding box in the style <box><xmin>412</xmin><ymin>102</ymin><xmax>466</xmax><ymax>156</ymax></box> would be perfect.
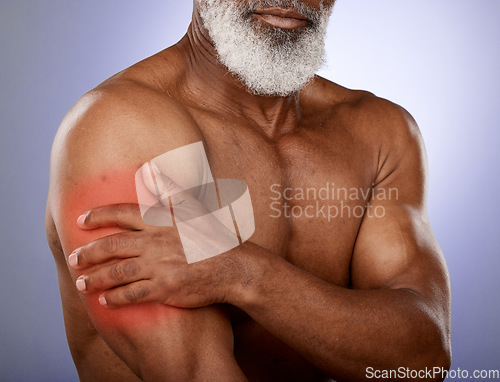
<box><xmin>68</xmin><ymin>252</ymin><xmax>78</xmax><ymax>268</ymax></box>
<box><xmin>99</xmin><ymin>295</ymin><xmax>107</xmax><ymax>306</ymax></box>
<box><xmin>76</xmin><ymin>276</ymin><xmax>87</xmax><ymax>291</ymax></box>
<box><xmin>77</xmin><ymin>213</ymin><xmax>88</xmax><ymax>226</ymax></box>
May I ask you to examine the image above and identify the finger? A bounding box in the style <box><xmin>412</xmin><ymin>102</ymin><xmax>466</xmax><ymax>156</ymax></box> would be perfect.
<box><xmin>98</xmin><ymin>280</ymin><xmax>157</xmax><ymax>307</ymax></box>
<box><xmin>77</xmin><ymin>203</ymin><xmax>146</xmax><ymax>231</ymax></box>
<box><xmin>69</xmin><ymin>231</ymin><xmax>142</xmax><ymax>269</ymax></box>
<box><xmin>76</xmin><ymin>258</ymin><xmax>144</xmax><ymax>293</ymax></box>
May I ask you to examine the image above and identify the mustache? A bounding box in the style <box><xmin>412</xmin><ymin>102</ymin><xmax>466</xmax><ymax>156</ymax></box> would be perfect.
<box><xmin>240</xmin><ymin>0</ymin><xmax>331</xmax><ymax>26</ymax></box>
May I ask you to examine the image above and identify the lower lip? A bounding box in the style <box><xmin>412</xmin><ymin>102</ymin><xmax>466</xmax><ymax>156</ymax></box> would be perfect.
<box><xmin>253</xmin><ymin>13</ymin><xmax>308</xmax><ymax>29</ymax></box>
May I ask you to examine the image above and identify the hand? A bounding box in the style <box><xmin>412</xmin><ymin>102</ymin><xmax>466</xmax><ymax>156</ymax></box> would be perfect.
<box><xmin>69</xmin><ymin>165</ymin><xmax>244</xmax><ymax>309</ymax></box>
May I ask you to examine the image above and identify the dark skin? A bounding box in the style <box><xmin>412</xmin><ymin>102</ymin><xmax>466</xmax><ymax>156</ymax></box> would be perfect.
<box><xmin>46</xmin><ymin>1</ymin><xmax>451</xmax><ymax>381</ymax></box>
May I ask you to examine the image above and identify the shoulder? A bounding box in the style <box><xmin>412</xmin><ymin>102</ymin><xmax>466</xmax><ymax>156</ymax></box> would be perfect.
<box><xmin>47</xmin><ymin>62</ymin><xmax>205</xmax><ymax>227</ymax></box>
<box><xmin>51</xmin><ymin>76</ymin><xmax>201</xmax><ymax>183</ymax></box>
<box><xmin>306</xmin><ymin>76</ymin><xmax>424</xmax><ymax>154</ymax></box>
<box><xmin>304</xmin><ymin>77</ymin><xmax>428</xmax><ymax>195</ymax></box>
<box><xmin>314</xmin><ymin>77</ymin><xmax>419</xmax><ymax>134</ymax></box>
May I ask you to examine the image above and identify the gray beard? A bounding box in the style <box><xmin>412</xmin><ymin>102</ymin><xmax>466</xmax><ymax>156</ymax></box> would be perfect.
<box><xmin>198</xmin><ymin>0</ymin><xmax>333</xmax><ymax>97</ymax></box>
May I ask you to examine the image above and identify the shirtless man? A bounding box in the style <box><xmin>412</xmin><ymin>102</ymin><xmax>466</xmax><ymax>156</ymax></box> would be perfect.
<box><xmin>46</xmin><ymin>0</ymin><xmax>451</xmax><ymax>381</ymax></box>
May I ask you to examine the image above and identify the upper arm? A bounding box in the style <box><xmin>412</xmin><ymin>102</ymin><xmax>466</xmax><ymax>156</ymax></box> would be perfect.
<box><xmin>47</xmin><ymin>88</ymin><xmax>208</xmax><ymax>374</ymax></box>
<box><xmin>351</xmin><ymin>100</ymin><xmax>450</xmax><ymax>324</ymax></box>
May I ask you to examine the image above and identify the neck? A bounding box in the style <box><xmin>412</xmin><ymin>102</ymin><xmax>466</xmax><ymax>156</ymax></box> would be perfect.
<box><xmin>175</xmin><ymin>7</ymin><xmax>303</xmax><ymax>138</ymax></box>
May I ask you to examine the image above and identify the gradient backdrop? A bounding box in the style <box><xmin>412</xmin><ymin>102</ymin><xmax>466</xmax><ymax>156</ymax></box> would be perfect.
<box><xmin>1</xmin><ymin>1</ymin><xmax>498</xmax><ymax>380</ymax></box>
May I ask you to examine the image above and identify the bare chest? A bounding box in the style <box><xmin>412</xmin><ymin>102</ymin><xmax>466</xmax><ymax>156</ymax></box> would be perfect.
<box><xmin>199</xmin><ymin>119</ymin><xmax>375</xmax><ymax>286</ymax></box>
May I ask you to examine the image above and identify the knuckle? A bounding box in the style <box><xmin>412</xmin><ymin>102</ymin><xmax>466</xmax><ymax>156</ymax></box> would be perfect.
<box><xmin>104</xmin><ymin>234</ymin><xmax>137</xmax><ymax>254</ymax></box>
<box><xmin>105</xmin><ymin>235</ymin><xmax>121</xmax><ymax>254</ymax></box>
<box><xmin>109</xmin><ymin>261</ymin><xmax>140</xmax><ymax>281</ymax></box>
<box><xmin>123</xmin><ymin>261</ymin><xmax>141</xmax><ymax>277</ymax></box>
<box><xmin>125</xmin><ymin>234</ymin><xmax>139</xmax><ymax>250</ymax></box>
<box><xmin>150</xmin><ymin>232</ymin><xmax>165</xmax><ymax>248</ymax></box>
<box><xmin>124</xmin><ymin>285</ymin><xmax>150</xmax><ymax>303</ymax></box>
<box><xmin>109</xmin><ymin>264</ymin><xmax>125</xmax><ymax>281</ymax></box>
<box><xmin>151</xmin><ymin>230</ymin><xmax>174</xmax><ymax>247</ymax></box>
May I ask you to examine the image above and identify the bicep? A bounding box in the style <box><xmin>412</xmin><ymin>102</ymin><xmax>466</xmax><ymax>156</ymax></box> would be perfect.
<box><xmin>49</xmin><ymin>161</ymin><xmax>184</xmax><ymax>327</ymax></box>
<box><xmin>351</xmin><ymin>110</ymin><xmax>450</xmax><ymax>315</ymax></box>
<box><xmin>351</xmin><ymin>204</ymin><xmax>448</xmax><ymax>298</ymax></box>
<box><xmin>49</xmin><ymin>165</ymin><xmax>237</xmax><ymax>379</ymax></box>
<box><xmin>49</xmin><ymin>160</ymin><xmax>219</xmax><ymax>378</ymax></box>
<box><xmin>47</xmin><ymin>189</ymin><xmax>147</xmax><ymax>380</ymax></box>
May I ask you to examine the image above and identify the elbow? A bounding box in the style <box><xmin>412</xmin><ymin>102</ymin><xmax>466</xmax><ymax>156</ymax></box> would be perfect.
<box><xmin>428</xmin><ymin>345</ymin><xmax>452</xmax><ymax>382</ymax></box>
<box><xmin>409</xmin><ymin>297</ymin><xmax>452</xmax><ymax>381</ymax></box>
<box><xmin>434</xmin><ymin>342</ymin><xmax>452</xmax><ymax>381</ymax></box>
<box><xmin>393</xmin><ymin>303</ymin><xmax>451</xmax><ymax>381</ymax></box>
<box><xmin>438</xmin><ymin>339</ymin><xmax>452</xmax><ymax>371</ymax></box>
<box><xmin>395</xmin><ymin>339</ymin><xmax>451</xmax><ymax>382</ymax></box>
<box><xmin>428</xmin><ymin>317</ymin><xmax>452</xmax><ymax>381</ymax></box>
<box><xmin>413</xmin><ymin>322</ymin><xmax>452</xmax><ymax>382</ymax></box>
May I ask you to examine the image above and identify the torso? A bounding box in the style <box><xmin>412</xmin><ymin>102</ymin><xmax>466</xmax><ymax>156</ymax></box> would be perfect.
<box><xmin>185</xmin><ymin>87</ymin><xmax>375</xmax><ymax>381</ymax></box>
<box><xmin>48</xmin><ymin>46</ymin><xmax>381</xmax><ymax>381</ymax></box>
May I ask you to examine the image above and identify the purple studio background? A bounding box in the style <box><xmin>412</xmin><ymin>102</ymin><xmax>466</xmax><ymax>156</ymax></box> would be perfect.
<box><xmin>0</xmin><ymin>1</ymin><xmax>498</xmax><ymax>380</ymax></box>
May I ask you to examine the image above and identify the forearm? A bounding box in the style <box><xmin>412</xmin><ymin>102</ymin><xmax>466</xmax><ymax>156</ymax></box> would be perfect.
<box><xmin>230</xmin><ymin>243</ymin><xmax>449</xmax><ymax>382</ymax></box>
